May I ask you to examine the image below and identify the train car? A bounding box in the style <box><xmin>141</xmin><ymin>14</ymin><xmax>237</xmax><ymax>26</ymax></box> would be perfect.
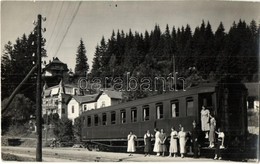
<box><xmin>81</xmin><ymin>81</ymin><xmax>248</xmax><ymax>152</ymax></box>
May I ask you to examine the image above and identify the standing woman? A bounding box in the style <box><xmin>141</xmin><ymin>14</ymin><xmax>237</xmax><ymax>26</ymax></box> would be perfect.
<box><xmin>159</xmin><ymin>129</ymin><xmax>167</xmax><ymax>156</ymax></box>
<box><xmin>201</xmin><ymin>106</ymin><xmax>210</xmax><ymax>138</ymax></box>
<box><xmin>178</xmin><ymin>127</ymin><xmax>187</xmax><ymax>158</ymax></box>
<box><xmin>153</xmin><ymin>128</ymin><xmax>161</xmax><ymax>156</ymax></box>
<box><xmin>144</xmin><ymin>130</ymin><xmax>153</xmax><ymax>157</ymax></box>
<box><xmin>127</xmin><ymin>131</ymin><xmax>137</xmax><ymax>156</ymax></box>
<box><xmin>209</xmin><ymin>114</ymin><xmax>216</xmax><ymax>148</ymax></box>
<box><xmin>169</xmin><ymin>127</ymin><xmax>178</xmax><ymax>157</ymax></box>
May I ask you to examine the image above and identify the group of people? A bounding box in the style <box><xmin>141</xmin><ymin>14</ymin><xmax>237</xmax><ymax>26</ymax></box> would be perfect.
<box><xmin>127</xmin><ymin>106</ymin><xmax>225</xmax><ymax>160</ymax></box>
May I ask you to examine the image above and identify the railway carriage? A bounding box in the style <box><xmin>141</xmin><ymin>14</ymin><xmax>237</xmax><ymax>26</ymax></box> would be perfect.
<box><xmin>81</xmin><ymin>82</ymin><xmax>248</xmax><ymax>152</ymax></box>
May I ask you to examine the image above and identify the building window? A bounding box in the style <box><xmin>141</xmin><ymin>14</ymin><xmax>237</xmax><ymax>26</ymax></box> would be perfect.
<box><xmin>87</xmin><ymin>116</ymin><xmax>91</xmax><ymax>127</ymax></box>
<box><xmin>102</xmin><ymin>113</ymin><xmax>107</xmax><ymax>125</ymax></box>
<box><xmin>111</xmin><ymin>111</ymin><xmax>116</xmax><ymax>124</ymax></box>
<box><xmin>143</xmin><ymin>105</ymin><xmax>149</xmax><ymax>121</ymax></box>
<box><xmin>72</xmin><ymin>106</ymin><xmax>74</xmax><ymax>113</ymax></box>
<box><xmin>62</xmin><ymin>108</ymin><xmax>65</xmax><ymax>114</ymax></box>
<box><xmin>131</xmin><ymin>108</ymin><xmax>137</xmax><ymax>122</ymax></box>
<box><xmin>84</xmin><ymin>105</ymin><xmax>87</xmax><ymax>111</ymax></box>
<box><xmin>156</xmin><ymin>103</ymin><xmax>163</xmax><ymax>119</ymax></box>
<box><xmin>102</xmin><ymin>101</ymin><xmax>105</xmax><ymax>107</ymax></box>
<box><xmin>186</xmin><ymin>98</ymin><xmax>195</xmax><ymax>116</ymax></box>
<box><xmin>120</xmin><ymin>110</ymin><xmax>126</xmax><ymax>123</ymax></box>
<box><xmin>94</xmin><ymin>115</ymin><xmax>99</xmax><ymax>126</ymax></box>
<box><xmin>171</xmin><ymin>100</ymin><xmax>179</xmax><ymax>117</ymax></box>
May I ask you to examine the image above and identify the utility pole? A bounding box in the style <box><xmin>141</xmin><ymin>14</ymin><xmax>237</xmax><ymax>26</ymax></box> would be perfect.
<box><xmin>36</xmin><ymin>14</ymin><xmax>42</xmax><ymax>162</ymax></box>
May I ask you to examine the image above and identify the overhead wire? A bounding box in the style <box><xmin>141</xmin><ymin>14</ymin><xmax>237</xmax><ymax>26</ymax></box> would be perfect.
<box><xmin>52</xmin><ymin>1</ymin><xmax>82</xmax><ymax>58</ymax></box>
<box><xmin>48</xmin><ymin>2</ymin><xmax>70</xmax><ymax>57</ymax></box>
<box><xmin>45</xmin><ymin>2</ymin><xmax>64</xmax><ymax>51</ymax></box>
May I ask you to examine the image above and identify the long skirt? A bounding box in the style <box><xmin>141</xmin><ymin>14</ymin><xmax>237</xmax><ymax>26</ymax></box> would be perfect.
<box><xmin>169</xmin><ymin>139</ymin><xmax>178</xmax><ymax>153</ymax></box>
<box><xmin>179</xmin><ymin>138</ymin><xmax>186</xmax><ymax>154</ymax></box>
<box><xmin>153</xmin><ymin>140</ymin><xmax>161</xmax><ymax>152</ymax></box>
<box><xmin>127</xmin><ymin>140</ymin><xmax>136</xmax><ymax>152</ymax></box>
<box><xmin>144</xmin><ymin>140</ymin><xmax>152</xmax><ymax>153</ymax></box>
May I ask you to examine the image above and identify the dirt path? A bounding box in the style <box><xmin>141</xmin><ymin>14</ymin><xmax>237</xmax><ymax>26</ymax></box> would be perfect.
<box><xmin>1</xmin><ymin>146</ymin><xmax>245</xmax><ymax>162</ymax></box>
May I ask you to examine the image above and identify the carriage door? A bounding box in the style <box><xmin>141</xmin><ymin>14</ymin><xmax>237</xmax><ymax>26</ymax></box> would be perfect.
<box><xmin>198</xmin><ymin>93</ymin><xmax>215</xmax><ymax>117</ymax></box>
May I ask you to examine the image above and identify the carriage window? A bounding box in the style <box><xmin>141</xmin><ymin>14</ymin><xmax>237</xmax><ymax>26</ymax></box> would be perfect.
<box><xmin>94</xmin><ymin>115</ymin><xmax>99</xmax><ymax>126</ymax></box>
<box><xmin>186</xmin><ymin>98</ymin><xmax>195</xmax><ymax>116</ymax></box>
<box><xmin>87</xmin><ymin>116</ymin><xmax>91</xmax><ymax>127</ymax></box>
<box><xmin>156</xmin><ymin>103</ymin><xmax>163</xmax><ymax>119</ymax></box>
<box><xmin>248</xmin><ymin>97</ymin><xmax>254</xmax><ymax>109</ymax></box>
<box><xmin>111</xmin><ymin>111</ymin><xmax>116</xmax><ymax>124</ymax></box>
<box><xmin>82</xmin><ymin>116</ymin><xmax>85</xmax><ymax>125</ymax></box>
<box><xmin>131</xmin><ymin>108</ymin><xmax>137</xmax><ymax>122</ymax></box>
<box><xmin>102</xmin><ymin>113</ymin><xmax>107</xmax><ymax>125</ymax></box>
<box><xmin>143</xmin><ymin>105</ymin><xmax>150</xmax><ymax>121</ymax></box>
<box><xmin>120</xmin><ymin>110</ymin><xmax>126</xmax><ymax>123</ymax></box>
<box><xmin>171</xmin><ymin>101</ymin><xmax>179</xmax><ymax>117</ymax></box>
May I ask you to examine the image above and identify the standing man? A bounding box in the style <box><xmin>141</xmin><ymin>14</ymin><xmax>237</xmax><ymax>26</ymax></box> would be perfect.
<box><xmin>191</xmin><ymin>120</ymin><xmax>200</xmax><ymax>158</ymax></box>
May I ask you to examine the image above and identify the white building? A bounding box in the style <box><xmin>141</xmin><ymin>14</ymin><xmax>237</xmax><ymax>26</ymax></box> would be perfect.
<box><xmin>67</xmin><ymin>90</ymin><xmax>122</xmax><ymax>124</ymax></box>
<box><xmin>42</xmin><ymin>80</ymin><xmax>79</xmax><ymax>119</ymax></box>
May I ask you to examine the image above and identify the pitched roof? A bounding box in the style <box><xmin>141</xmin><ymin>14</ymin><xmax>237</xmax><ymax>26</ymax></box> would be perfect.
<box><xmin>61</xmin><ymin>93</ymin><xmax>72</xmax><ymax>104</ymax></box>
<box><xmin>104</xmin><ymin>90</ymin><xmax>122</xmax><ymax>99</ymax></box>
<box><xmin>72</xmin><ymin>94</ymin><xmax>100</xmax><ymax>104</ymax></box>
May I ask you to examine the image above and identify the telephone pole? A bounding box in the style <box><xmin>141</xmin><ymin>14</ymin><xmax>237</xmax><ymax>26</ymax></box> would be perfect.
<box><xmin>36</xmin><ymin>14</ymin><xmax>42</xmax><ymax>162</ymax></box>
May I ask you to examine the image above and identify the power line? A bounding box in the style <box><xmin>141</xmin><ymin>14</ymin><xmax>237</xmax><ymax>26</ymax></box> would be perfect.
<box><xmin>53</xmin><ymin>1</ymin><xmax>82</xmax><ymax>58</ymax></box>
<box><xmin>46</xmin><ymin>2</ymin><xmax>64</xmax><ymax>50</ymax></box>
<box><xmin>48</xmin><ymin>2</ymin><xmax>70</xmax><ymax>57</ymax></box>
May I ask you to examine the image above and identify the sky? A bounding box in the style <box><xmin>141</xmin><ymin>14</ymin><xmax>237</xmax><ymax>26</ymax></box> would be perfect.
<box><xmin>1</xmin><ymin>0</ymin><xmax>260</xmax><ymax>72</ymax></box>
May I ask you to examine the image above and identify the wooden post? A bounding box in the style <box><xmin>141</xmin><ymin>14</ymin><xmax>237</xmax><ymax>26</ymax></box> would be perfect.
<box><xmin>36</xmin><ymin>14</ymin><xmax>42</xmax><ymax>162</ymax></box>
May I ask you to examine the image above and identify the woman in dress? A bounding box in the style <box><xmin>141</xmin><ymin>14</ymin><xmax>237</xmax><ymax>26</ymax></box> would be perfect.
<box><xmin>201</xmin><ymin>106</ymin><xmax>210</xmax><ymax>138</ymax></box>
<box><xmin>169</xmin><ymin>127</ymin><xmax>178</xmax><ymax>157</ymax></box>
<box><xmin>153</xmin><ymin>128</ymin><xmax>161</xmax><ymax>156</ymax></box>
<box><xmin>127</xmin><ymin>131</ymin><xmax>137</xmax><ymax>156</ymax></box>
<box><xmin>178</xmin><ymin>127</ymin><xmax>187</xmax><ymax>158</ymax></box>
<box><xmin>159</xmin><ymin>129</ymin><xmax>167</xmax><ymax>156</ymax></box>
<box><xmin>209</xmin><ymin>114</ymin><xmax>216</xmax><ymax>148</ymax></box>
<box><xmin>144</xmin><ymin>130</ymin><xmax>153</xmax><ymax>157</ymax></box>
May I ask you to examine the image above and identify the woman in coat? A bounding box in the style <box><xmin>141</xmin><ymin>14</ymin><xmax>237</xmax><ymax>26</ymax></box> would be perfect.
<box><xmin>144</xmin><ymin>130</ymin><xmax>153</xmax><ymax>156</ymax></box>
<box><xmin>169</xmin><ymin>127</ymin><xmax>178</xmax><ymax>157</ymax></box>
<box><xmin>127</xmin><ymin>131</ymin><xmax>137</xmax><ymax>156</ymax></box>
<box><xmin>178</xmin><ymin>127</ymin><xmax>187</xmax><ymax>158</ymax></box>
<box><xmin>153</xmin><ymin>128</ymin><xmax>161</xmax><ymax>156</ymax></box>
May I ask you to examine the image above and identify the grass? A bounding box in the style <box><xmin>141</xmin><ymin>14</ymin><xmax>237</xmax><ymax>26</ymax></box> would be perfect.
<box><xmin>1</xmin><ymin>153</ymin><xmax>35</xmax><ymax>161</ymax></box>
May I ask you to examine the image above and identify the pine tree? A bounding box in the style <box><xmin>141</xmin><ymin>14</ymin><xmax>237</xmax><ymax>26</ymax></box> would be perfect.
<box><xmin>91</xmin><ymin>45</ymin><xmax>102</xmax><ymax>77</ymax></box>
<box><xmin>75</xmin><ymin>39</ymin><xmax>89</xmax><ymax>77</ymax></box>
<box><xmin>1</xmin><ymin>41</ymin><xmax>14</xmax><ymax>100</ymax></box>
